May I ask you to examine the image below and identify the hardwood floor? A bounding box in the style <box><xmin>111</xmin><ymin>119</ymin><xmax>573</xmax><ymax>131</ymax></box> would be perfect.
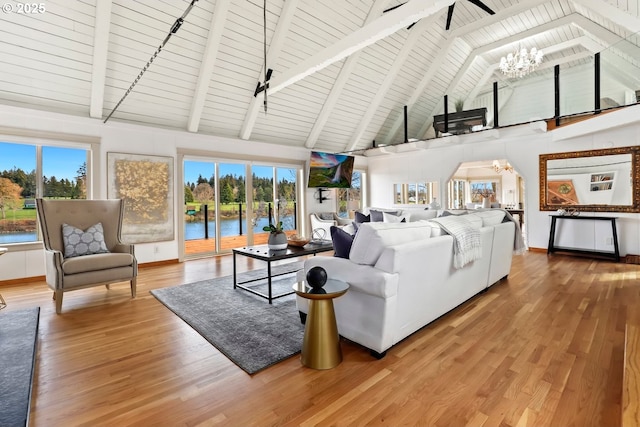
<box><xmin>1</xmin><ymin>251</ymin><xmax>638</xmax><ymax>426</ymax></box>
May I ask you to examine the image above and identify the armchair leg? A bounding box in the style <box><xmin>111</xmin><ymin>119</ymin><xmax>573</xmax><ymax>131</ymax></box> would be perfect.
<box><xmin>105</xmin><ymin>284</ymin><xmax>111</xmax><ymax>290</ymax></box>
<box><xmin>54</xmin><ymin>290</ymin><xmax>63</xmax><ymax>314</ymax></box>
<box><xmin>130</xmin><ymin>278</ymin><xmax>137</xmax><ymax>298</ymax></box>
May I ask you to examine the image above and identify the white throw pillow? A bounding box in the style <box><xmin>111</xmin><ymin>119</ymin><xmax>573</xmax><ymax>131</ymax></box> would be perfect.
<box><xmin>349</xmin><ymin>222</ymin><xmax>433</xmax><ymax>266</ymax></box>
<box><xmin>382</xmin><ymin>211</ymin><xmax>406</xmax><ymax>223</ymax></box>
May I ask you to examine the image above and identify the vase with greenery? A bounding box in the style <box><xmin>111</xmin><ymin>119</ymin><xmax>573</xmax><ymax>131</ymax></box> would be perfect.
<box><xmin>264</xmin><ymin>220</ymin><xmax>287</xmax><ymax>250</ymax></box>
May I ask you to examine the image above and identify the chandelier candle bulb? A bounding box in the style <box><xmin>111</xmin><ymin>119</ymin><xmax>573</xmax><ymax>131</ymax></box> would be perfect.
<box><xmin>499</xmin><ymin>46</ymin><xmax>543</xmax><ymax>78</ymax></box>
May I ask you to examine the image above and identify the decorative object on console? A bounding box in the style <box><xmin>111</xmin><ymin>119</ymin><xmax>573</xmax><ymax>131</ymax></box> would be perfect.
<box><xmin>287</xmin><ymin>235</ymin><xmax>310</xmax><ymax>247</ymax></box>
<box><xmin>306</xmin><ymin>266</ymin><xmax>328</xmax><ymax>289</ymax></box>
<box><xmin>499</xmin><ymin>46</ymin><xmax>543</xmax><ymax>78</ymax></box>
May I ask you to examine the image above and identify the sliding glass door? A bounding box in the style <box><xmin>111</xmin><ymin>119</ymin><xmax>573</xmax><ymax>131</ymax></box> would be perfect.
<box><xmin>184</xmin><ymin>158</ymin><xmax>299</xmax><ymax>257</ymax></box>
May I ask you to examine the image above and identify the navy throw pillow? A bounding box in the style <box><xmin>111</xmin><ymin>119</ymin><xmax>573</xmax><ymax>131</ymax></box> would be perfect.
<box><xmin>354</xmin><ymin>211</ymin><xmax>370</xmax><ymax>224</ymax></box>
<box><xmin>330</xmin><ymin>226</ymin><xmax>354</xmax><ymax>259</ymax></box>
<box><xmin>369</xmin><ymin>209</ymin><xmax>384</xmax><ymax>222</ymax></box>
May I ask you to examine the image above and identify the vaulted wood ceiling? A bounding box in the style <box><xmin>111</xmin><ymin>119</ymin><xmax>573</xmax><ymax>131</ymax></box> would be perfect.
<box><xmin>1</xmin><ymin>0</ymin><xmax>638</xmax><ymax>153</ymax></box>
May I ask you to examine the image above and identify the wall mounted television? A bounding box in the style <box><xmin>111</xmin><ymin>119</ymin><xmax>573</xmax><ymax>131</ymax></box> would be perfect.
<box><xmin>307</xmin><ymin>151</ymin><xmax>354</xmax><ymax>188</ymax></box>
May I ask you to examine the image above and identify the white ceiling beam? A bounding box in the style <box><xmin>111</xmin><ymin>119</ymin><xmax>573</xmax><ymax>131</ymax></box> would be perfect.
<box><xmin>239</xmin><ymin>0</ymin><xmax>300</xmax><ymax>140</ymax></box>
<box><xmin>187</xmin><ymin>0</ymin><xmax>231</xmax><ymax>133</ymax></box>
<box><xmin>344</xmin><ymin>15</ymin><xmax>439</xmax><ymax>152</ymax></box>
<box><xmin>263</xmin><ymin>0</ymin><xmax>456</xmax><ymax>98</ymax></box>
<box><xmin>573</xmin><ymin>0</ymin><xmax>640</xmax><ymax>33</ymax></box>
<box><xmin>304</xmin><ymin>1</ymin><xmax>389</xmax><ymax>149</ymax></box>
<box><xmin>89</xmin><ymin>0</ymin><xmax>112</xmax><ymax>119</ymax></box>
<box><xmin>380</xmin><ymin>38</ymin><xmax>455</xmax><ymax>145</ymax></box>
<box><xmin>447</xmin><ymin>0</ymin><xmax>549</xmax><ymax>39</ymax></box>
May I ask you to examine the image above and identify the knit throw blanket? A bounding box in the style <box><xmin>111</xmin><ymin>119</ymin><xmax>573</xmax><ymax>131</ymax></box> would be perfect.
<box><xmin>430</xmin><ymin>216</ymin><xmax>482</xmax><ymax>269</ymax></box>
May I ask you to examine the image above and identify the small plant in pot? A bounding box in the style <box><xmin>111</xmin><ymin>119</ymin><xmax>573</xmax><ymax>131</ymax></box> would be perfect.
<box><xmin>264</xmin><ymin>221</ymin><xmax>287</xmax><ymax>250</ymax></box>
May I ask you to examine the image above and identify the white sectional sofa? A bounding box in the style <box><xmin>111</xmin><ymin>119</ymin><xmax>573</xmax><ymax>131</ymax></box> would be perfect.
<box><xmin>296</xmin><ymin>209</ymin><xmax>521</xmax><ymax>358</ymax></box>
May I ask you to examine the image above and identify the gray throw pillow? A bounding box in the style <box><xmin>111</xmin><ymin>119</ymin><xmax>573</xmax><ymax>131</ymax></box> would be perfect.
<box><xmin>62</xmin><ymin>222</ymin><xmax>110</xmax><ymax>258</ymax></box>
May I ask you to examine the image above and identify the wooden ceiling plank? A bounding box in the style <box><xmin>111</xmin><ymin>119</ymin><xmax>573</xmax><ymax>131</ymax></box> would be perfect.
<box><xmin>573</xmin><ymin>0</ymin><xmax>640</xmax><ymax>32</ymax></box>
<box><xmin>89</xmin><ymin>0</ymin><xmax>112</xmax><ymax>118</ymax></box>
<box><xmin>239</xmin><ymin>0</ymin><xmax>300</xmax><ymax>140</ymax></box>
<box><xmin>344</xmin><ymin>15</ymin><xmax>439</xmax><ymax>152</ymax></box>
<box><xmin>187</xmin><ymin>0</ymin><xmax>232</xmax><ymax>133</ymax></box>
<box><xmin>265</xmin><ymin>0</ymin><xmax>456</xmax><ymax>98</ymax></box>
<box><xmin>304</xmin><ymin>1</ymin><xmax>389</xmax><ymax>150</ymax></box>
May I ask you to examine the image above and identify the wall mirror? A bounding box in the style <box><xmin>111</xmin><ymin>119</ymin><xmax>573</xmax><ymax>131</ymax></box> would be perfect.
<box><xmin>539</xmin><ymin>146</ymin><xmax>640</xmax><ymax>212</ymax></box>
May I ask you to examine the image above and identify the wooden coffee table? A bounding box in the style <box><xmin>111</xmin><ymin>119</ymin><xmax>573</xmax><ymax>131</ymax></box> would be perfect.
<box><xmin>232</xmin><ymin>241</ymin><xmax>333</xmax><ymax>304</ymax></box>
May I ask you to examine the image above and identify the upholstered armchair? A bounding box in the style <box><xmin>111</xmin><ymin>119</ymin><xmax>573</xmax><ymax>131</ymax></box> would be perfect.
<box><xmin>309</xmin><ymin>212</ymin><xmax>352</xmax><ymax>241</ymax></box>
<box><xmin>36</xmin><ymin>199</ymin><xmax>138</xmax><ymax>314</ymax></box>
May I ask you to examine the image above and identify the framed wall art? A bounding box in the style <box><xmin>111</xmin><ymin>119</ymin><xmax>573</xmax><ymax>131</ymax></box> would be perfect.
<box><xmin>107</xmin><ymin>152</ymin><xmax>174</xmax><ymax>243</ymax></box>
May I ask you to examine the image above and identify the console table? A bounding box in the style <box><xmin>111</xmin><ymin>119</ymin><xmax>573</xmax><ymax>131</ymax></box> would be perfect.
<box><xmin>547</xmin><ymin>215</ymin><xmax>619</xmax><ymax>262</ymax></box>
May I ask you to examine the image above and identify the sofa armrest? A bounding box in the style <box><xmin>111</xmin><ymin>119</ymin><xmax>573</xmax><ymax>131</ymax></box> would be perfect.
<box><xmin>300</xmin><ymin>256</ymin><xmax>398</xmax><ymax>299</ymax></box>
<box><xmin>113</xmin><ymin>243</ymin><xmax>135</xmax><ymax>255</ymax></box>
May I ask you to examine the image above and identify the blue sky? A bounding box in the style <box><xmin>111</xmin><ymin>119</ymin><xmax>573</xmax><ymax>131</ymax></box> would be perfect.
<box><xmin>0</xmin><ymin>142</ymin><xmax>86</xmax><ymax>180</ymax></box>
<box><xmin>0</xmin><ymin>141</ymin><xmax>296</xmax><ymax>184</ymax></box>
<box><xmin>184</xmin><ymin>161</ymin><xmax>296</xmax><ymax>184</ymax></box>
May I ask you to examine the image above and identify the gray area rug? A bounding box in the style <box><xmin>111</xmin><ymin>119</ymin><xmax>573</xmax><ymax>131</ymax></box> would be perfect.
<box><xmin>0</xmin><ymin>307</ymin><xmax>40</xmax><ymax>427</ymax></box>
<box><xmin>151</xmin><ymin>262</ymin><xmax>305</xmax><ymax>374</ymax></box>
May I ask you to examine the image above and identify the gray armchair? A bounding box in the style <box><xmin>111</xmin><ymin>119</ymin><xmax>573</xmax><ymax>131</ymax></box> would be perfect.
<box><xmin>36</xmin><ymin>199</ymin><xmax>138</xmax><ymax>314</ymax></box>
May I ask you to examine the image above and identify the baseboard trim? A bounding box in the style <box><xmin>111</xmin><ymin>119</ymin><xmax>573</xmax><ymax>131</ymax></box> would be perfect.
<box><xmin>138</xmin><ymin>259</ymin><xmax>180</xmax><ymax>269</ymax></box>
<box><xmin>0</xmin><ymin>259</ymin><xmax>180</xmax><ymax>286</ymax></box>
<box><xmin>528</xmin><ymin>247</ymin><xmax>546</xmax><ymax>253</ymax></box>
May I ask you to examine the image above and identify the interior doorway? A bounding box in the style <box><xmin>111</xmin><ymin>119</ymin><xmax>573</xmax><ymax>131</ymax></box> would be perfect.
<box><xmin>447</xmin><ymin>159</ymin><xmax>526</xmax><ymax>239</ymax></box>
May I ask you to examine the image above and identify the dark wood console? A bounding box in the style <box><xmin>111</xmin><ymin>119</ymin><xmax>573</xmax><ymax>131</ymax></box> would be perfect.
<box><xmin>547</xmin><ymin>215</ymin><xmax>620</xmax><ymax>262</ymax></box>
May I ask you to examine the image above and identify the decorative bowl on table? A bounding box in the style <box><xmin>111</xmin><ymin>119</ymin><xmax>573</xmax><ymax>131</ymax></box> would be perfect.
<box><xmin>287</xmin><ymin>235</ymin><xmax>310</xmax><ymax>247</ymax></box>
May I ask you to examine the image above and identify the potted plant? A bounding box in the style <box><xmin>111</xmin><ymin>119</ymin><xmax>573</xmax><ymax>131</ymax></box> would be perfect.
<box><xmin>264</xmin><ymin>201</ymin><xmax>288</xmax><ymax>250</ymax></box>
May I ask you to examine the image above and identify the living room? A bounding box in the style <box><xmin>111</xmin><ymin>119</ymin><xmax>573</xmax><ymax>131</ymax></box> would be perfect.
<box><xmin>1</xmin><ymin>1</ymin><xmax>640</xmax><ymax>426</ymax></box>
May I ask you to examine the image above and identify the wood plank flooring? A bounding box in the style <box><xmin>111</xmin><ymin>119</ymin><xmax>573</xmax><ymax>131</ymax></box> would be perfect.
<box><xmin>0</xmin><ymin>251</ymin><xmax>638</xmax><ymax>426</ymax></box>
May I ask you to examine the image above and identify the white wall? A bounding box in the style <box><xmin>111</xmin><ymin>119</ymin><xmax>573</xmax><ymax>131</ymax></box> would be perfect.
<box><xmin>0</xmin><ymin>105</ymin><xmax>314</xmax><ymax>280</ymax></box>
<box><xmin>368</xmin><ymin>106</ymin><xmax>640</xmax><ymax>256</ymax></box>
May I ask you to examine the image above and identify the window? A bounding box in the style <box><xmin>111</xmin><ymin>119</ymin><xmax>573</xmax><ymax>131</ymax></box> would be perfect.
<box><xmin>337</xmin><ymin>170</ymin><xmax>362</xmax><ymax>218</ymax></box>
<box><xmin>0</xmin><ymin>140</ymin><xmax>90</xmax><ymax>244</ymax></box>
<box><xmin>470</xmin><ymin>180</ymin><xmax>499</xmax><ymax>203</ymax></box>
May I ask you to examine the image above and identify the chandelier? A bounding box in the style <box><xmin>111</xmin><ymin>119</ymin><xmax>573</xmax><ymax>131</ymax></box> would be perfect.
<box><xmin>493</xmin><ymin>160</ymin><xmax>514</xmax><ymax>173</ymax></box>
<box><xmin>499</xmin><ymin>46</ymin><xmax>543</xmax><ymax>78</ymax></box>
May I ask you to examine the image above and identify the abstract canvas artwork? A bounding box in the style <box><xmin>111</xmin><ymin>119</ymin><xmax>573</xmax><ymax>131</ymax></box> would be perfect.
<box><xmin>107</xmin><ymin>152</ymin><xmax>174</xmax><ymax>243</ymax></box>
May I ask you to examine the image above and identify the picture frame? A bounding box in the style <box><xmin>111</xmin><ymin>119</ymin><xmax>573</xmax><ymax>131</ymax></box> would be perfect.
<box><xmin>107</xmin><ymin>152</ymin><xmax>174</xmax><ymax>243</ymax></box>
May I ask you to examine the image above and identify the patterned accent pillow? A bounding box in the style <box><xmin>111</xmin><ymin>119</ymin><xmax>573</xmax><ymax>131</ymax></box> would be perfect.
<box><xmin>62</xmin><ymin>222</ymin><xmax>110</xmax><ymax>258</ymax></box>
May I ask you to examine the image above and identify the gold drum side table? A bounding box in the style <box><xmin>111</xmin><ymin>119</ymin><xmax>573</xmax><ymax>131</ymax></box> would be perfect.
<box><xmin>293</xmin><ymin>279</ymin><xmax>349</xmax><ymax>370</ymax></box>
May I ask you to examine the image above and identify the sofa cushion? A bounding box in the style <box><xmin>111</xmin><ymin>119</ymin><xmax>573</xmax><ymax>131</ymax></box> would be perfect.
<box><xmin>62</xmin><ymin>222</ymin><xmax>110</xmax><ymax>258</ymax></box>
<box><xmin>404</xmin><ymin>209</ymin><xmax>438</xmax><ymax>222</ymax></box>
<box><xmin>369</xmin><ymin>209</ymin><xmax>385</xmax><ymax>222</ymax></box>
<box><xmin>62</xmin><ymin>252</ymin><xmax>134</xmax><ymax>274</ymax></box>
<box><xmin>349</xmin><ymin>222</ymin><xmax>434</xmax><ymax>266</ymax></box>
<box><xmin>382</xmin><ymin>212</ymin><xmax>406</xmax><ymax>223</ymax></box>
<box><xmin>330</xmin><ymin>226</ymin><xmax>354</xmax><ymax>259</ymax></box>
<box><xmin>472</xmin><ymin>209</ymin><xmax>506</xmax><ymax>226</ymax></box>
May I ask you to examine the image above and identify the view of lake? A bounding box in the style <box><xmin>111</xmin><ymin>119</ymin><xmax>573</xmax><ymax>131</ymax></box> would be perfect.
<box><xmin>0</xmin><ymin>216</ymin><xmax>296</xmax><ymax>244</ymax></box>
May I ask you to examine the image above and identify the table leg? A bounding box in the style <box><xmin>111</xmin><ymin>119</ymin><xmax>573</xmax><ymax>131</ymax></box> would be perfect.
<box><xmin>548</xmin><ymin>216</ymin><xmax>558</xmax><ymax>254</ymax></box>
<box><xmin>233</xmin><ymin>252</ymin><xmax>237</xmax><ymax>289</ymax></box>
<box><xmin>611</xmin><ymin>219</ymin><xmax>620</xmax><ymax>262</ymax></box>
<box><xmin>267</xmin><ymin>261</ymin><xmax>272</xmax><ymax>304</ymax></box>
<box><xmin>301</xmin><ymin>299</ymin><xmax>342</xmax><ymax>369</ymax></box>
